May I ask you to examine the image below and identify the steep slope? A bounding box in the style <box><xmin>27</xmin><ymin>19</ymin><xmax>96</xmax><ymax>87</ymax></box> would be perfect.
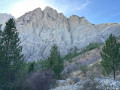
<box><xmin>16</xmin><ymin>7</ymin><xmax>103</xmax><ymax>61</ymax></box>
<box><xmin>16</xmin><ymin>6</ymin><xmax>71</xmax><ymax>61</ymax></box>
<box><xmin>96</xmin><ymin>23</ymin><xmax>120</xmax><ymax>40</ymax></box>
<box><xmin>0</xmin><ymin>6</ymin><xmax>120</xmax><ymax>61</ymax></box>
<box><xmin>68</xmin><ymin>15</ymin><xmax>101</xmax><ymax>48</ymax></box>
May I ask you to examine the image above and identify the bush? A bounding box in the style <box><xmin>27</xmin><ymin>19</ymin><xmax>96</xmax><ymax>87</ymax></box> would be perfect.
<box><xmin>81</xmin><ymin>43</ymin><xmax>102</xmax><ymax>53</ymax></box>
<box><xmin>11</xmin><ymin>62</ymin><xmax>31</xmax><ymax>90</ymax></box>
<box><xmin>64</xmin><ymin>52</ymin><xmax>78</xmax><ymax>61</ymax></box>
<box><xmin>11</xmin><ymin>70</ymin><xmax>55</xmax><ymax>90</ymax></box>
<box><xmin>29</xmin><ymin>70</ymin><xmax>55</xmax><ymax>90</ymax></box>
<box><xmin>0</xmin><ymin>83</ymin><xmax>11</xmax><ymax>90</ymax></box>
<box><xmin>11</xmin><ymin>78</ymin><xmax>30</xmax><ymax>90</ymax></box>
<box><xmin>86</xmin><ymin>43</ymin><xmax>101</xmax><ymax>50</ymax></box>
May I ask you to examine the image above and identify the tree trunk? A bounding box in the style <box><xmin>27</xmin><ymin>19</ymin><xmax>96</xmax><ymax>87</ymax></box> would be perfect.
<box><xmin>113</xmin><ymin>69</ymin><xmax>115</xmax><ymax>80</ymax></box>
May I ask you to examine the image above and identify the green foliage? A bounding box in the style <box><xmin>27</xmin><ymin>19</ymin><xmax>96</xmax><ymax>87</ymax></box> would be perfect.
<box><xmin>0</xmin><ymin>18</ymin><xmax>24</xmax><ymax>88</ymax></box>
<box><xmin>81</xmin><ymin>43</ymin><xmax>102</xmax><ymax>53</ymax></box>
<box><xmin>39</xmin><ymin>45</ymin><xmax>64</xmax><ymax>78</ymax></box>
<box><xmin>0</xmin><ymin>25</ymin><xmax>3</xmax><ymax>60</ymax></box>
<box><xmin>101</xmin><ymin>34</ymin><xmax>120</xmax><ymax>80</ymax></box>
<box><xmin>87</xmin><ymin>43</ymin><xmax>100</xmax><ymax>50</ymax></box>
<box><xmin>28</xmin><ymin>62</ymin><xmax>35</xmax><ymax>73</ymax></box>
<box><xmin>64</xmin><ymin>43</ymin><xmax>102</xmax><ymax>61</ymax></box>
<box><xmin>63</xmin><ymin>49</ymin><xmax>79</xmax><ymax>62</ymax></box>
<box><xmin>39</xmin><ymin>59</ymin><xmax>50</xmax><ymax>70</ymax></box>
<box><xmin>11</xmin><ymin>78</ymin><xmax>30</xmax><ymax>90</ymax></box>
<box><xmin>0</xmin><ymin>24</ymin><xmax>2</xmax><ymax>34</ymax></box>
<box><xmin>48</xmin><ymin>45</ymin><xmax>64</xmax><ymax>77</ymax></box>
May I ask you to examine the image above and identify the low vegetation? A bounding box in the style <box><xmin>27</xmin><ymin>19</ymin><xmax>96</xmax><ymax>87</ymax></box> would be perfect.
<box><xmin>63</xmin><ymin>43</ymin><xmax>102</xmax><ymax>62</ymax></box>
<box><xmin>38</xmin><ymin>45</ymin><xmax>64</xmax><ymax>78</ymax></box>
<box><xmin>28</xmin><ymin>70</ymin><xmax>55</xmax><ymax>90</ymax></box>
<box><xmin>11</xmin><ymin>70</ymin><xmax>55</xmax><ymax>90</ymax></box>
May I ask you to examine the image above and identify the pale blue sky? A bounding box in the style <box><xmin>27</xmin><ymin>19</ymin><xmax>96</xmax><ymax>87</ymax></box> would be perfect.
<box><xmin>0</xmin><ymin>0</ymin><xmax>120</xmax><ymax>24</ymax></box>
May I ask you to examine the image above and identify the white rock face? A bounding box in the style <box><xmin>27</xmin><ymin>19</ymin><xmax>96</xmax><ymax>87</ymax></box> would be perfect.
<box><xmin>16</xmin><ymin>6</ymin><xmax>72</xmax><ymax>61</ymax></box>
<box><xmin>0</xmin><ymin>13</ymin><xmax>14</xmax><ymax>29</ymax></box>
<box><xmin>1</xmin><ymin>6</ymin><xmax>120</xmax><ymax>61</ymax></box>
<box><xmin>68</xmin><ymin>15</ymin><xmax>100</xmax><ymax>49</ymax></box>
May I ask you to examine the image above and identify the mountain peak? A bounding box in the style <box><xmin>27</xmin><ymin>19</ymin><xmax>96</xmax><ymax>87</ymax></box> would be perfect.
<box><xmin>44</xmin><ymin>6</ymin><xmax>53</xmax><ymax>10</ymax></box>
<box><xmin>33</xmin><ymin>7</ymin><xmax>42</xmax><ymax>12</ymax></box>
<box><xmin>43</xmin><ymin>6</ymin><xmax>58</xmax><ymax>19</ymax></box>
<box><xmin>44</xmin><ymin>6</ymin><xmax>58</xmax><ymax>13</ymax></box>
<box><xmin>69</xmin><ymin>15</ymin><xmax>90</xmax><ymax>25</ymax></box>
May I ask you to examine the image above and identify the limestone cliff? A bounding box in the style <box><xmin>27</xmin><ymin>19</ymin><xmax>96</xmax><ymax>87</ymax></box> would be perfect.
<box><xmin>0</xmin><ymin>6</ymin><xmax>120</xmax><ymax>61</ymax></box>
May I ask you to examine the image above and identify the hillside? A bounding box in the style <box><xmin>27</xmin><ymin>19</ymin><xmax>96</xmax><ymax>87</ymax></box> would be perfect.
<box><xmin>51</xmin><ymin>46</ymin><xmax>120</xmax><ymax>90</ymax></box>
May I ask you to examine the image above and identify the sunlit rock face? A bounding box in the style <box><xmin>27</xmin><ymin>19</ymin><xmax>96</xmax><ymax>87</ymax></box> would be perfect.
<box><xmin>0</xmin><ymin>13</ymin><xmax>14</xmax><ymax>29</ymax></box>
<box><xmin>16</xmin><ymin>6</ymin><xmax>71</xmax><ymax>61</ymax></box>
<box><xmin>1</xmin><ymin>6</ymin><xmax>120</xmax><ymax>62</ymax></box>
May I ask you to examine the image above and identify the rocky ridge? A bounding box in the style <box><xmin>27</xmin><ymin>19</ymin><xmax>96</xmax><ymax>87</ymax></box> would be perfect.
<box><xmin>0</xmin><ymin>6</ymin><xmax>120</xmax><ymax>61</ymax></box>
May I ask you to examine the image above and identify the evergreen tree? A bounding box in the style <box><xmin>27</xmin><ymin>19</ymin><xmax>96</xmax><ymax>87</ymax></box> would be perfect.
<box><xmin>0</xmin><ymin>24</ymin><xmax>2</xmax><ymax>34</ymax></box>
<box><xmin>0</xmin><ymin>24</ymin><xmax>3</xmax><ymax>53</ymax></box>
<box><xmin>0</xmin><ymin>25</ymin><xmax>3</xmax><ymax>64</ymax></box>
<box><xmin>0</xmin><ymin>18</ymin><xmax>23</xmax><ymax>86</ymax></box>
<box><xmin>101</xmin><ymin>34</ymin><xmax>120</xmax><ymax>80</ymax></box>
<box><xmin>0</xmin><ymin>25</ymin><xmax>6</xmax><ymax>86</ymax></box>
<box><xmin>28</xmin><ymin>62</ymin><xmax>35</xmax><ymax>73</ymax></box>
<box><xmin>48</xmin><ymin>45</ymin><xmax>64</xmax><ymax>77</ymax></box>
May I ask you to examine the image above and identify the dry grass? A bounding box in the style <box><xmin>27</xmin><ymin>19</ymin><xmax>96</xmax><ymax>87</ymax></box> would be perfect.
<box><xmin>62</xmin><ymin>48</ymin><xmax>102</xmax><ymax>78</ymax></box>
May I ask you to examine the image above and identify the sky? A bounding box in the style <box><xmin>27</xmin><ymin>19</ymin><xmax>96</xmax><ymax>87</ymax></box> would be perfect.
<box><xmin>0</xmin><ymin>0</ymin><xmax>120</xmax><ymax>24</ymax></box>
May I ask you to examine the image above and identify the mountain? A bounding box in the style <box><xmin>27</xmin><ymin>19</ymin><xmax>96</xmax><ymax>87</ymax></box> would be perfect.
<box><xmin>0</xmin><ymin>6</ymin><xmax>120</xmax><ymax>62</ymax></box>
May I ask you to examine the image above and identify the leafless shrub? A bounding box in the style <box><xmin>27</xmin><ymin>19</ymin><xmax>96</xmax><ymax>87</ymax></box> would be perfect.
<box><xmin>28</xmin><ymin>70</ymin><xmax>55</xmax><ymax>90</ymax></box>
<box><xmin>62</xmin><ymin>64</ymin><xmax>79</xmax><ymax>78</ymax></box>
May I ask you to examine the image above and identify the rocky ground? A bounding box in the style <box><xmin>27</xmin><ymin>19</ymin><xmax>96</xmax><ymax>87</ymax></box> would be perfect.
<box><xmin>51</xmin><ymin>77</ymin><xmax>120</xmax><ymax>90</ymax></box>
<box><xmin>51</xmin><ymin>48</ymin><xmax>120</xmax><ymax>90</ymax></box>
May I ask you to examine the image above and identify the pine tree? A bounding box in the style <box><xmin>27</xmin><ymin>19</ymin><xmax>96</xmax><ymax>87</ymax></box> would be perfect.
<box><xmin>28</xmin><ymin>62</ymin><xmax>35</xmax><ymax>73</ymax></box>
<box><xmin>48</xmin><ymin>45</ymin><xmax>64</xmax><ymax>77</ymax></box>
<box><xmin>0</xmin><ymin>18</ymin><xmax>23</xmax><ymax>85</ymax></box>
<box><xmin>0</xmin><ymin>25</ymin><xmax>3</xmax><ymax>63</ymax></box>
<box><xmin>0</xmin><ymin>25</ymin><xmax>6</xmax><ymax>86</ymax></box>
<box><xmin>101</xmin><ymin>34</ymin><xmax>120</xmax><ymax>80</ymax></box>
